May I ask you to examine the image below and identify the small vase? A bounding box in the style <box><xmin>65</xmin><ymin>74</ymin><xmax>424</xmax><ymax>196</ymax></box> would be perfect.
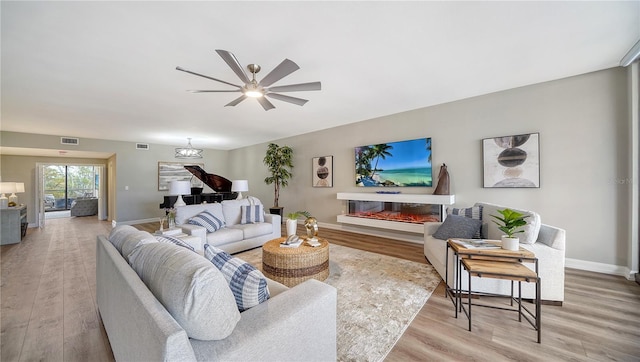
<box><xmin>286</xmin><ymin>219</ymin><xmax>297</xmax><ymax>237</ymax></box>
<box><xmin>501</xmin><ymin>236</ymin><xmax>519</xmax><ymax>251</ymax></box>
<box><xmin>168</xmin><ymin>217</ymin><xmax>176</xmax><ymax>229</ymax></box>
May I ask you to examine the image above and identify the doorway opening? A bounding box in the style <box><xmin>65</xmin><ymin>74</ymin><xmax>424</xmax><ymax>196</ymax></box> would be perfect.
<box><xmin>36</xmin><ymin>163</ymin><xmax>106</xmax><ymax>226</ymax></box>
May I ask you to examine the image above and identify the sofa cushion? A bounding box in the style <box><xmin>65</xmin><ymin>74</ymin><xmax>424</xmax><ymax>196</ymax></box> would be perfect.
<box><xmin>108</xmin><ymin>225</ymin><xmax>139</xmax><ymax>253</ymax></box>
<box><xmin>477</xmin><ymin>202</ymin><xmax>541</xmax><ymax>244</ymax></box>
<box><xmin>188</xmin><ymin>211</ymin><xmax>225</xmax><ymax>233</ymax></box>
<box><xmin>155</xmin><ymin>234</ymin><xmax>195</xmax><ymax>252</ymax></box>
<box><xmin>221</xmin><ymin>199</ymin><xmax>251</xmax><ymax>226</ymax></box>
<box><xmin>240</xmin><ymin>204</ymin><xmax>265</xmax><ymax>224</ymax></box>
<box><xmin>229</xmin><ymin>223</ymin><xmax>273</xmax><ymax>239</ymax></box>
<box><xmin>128</xmin><ymin>242</ymin><xmax>240</xmax><ymax>341</ymax></box>
<box><xmin>206</xmin><ymin>228</ymin><xmax>244</xmax><ymax>246</ymax></box>
<box><xmin>449</xmin><ymin>205</ymin><xmax>483</xmax><ymax>238</ymax></box>
<box><xmin>204</xmin><ymin>244</ymin><xmax>270</xmax><ymax>312</ymax></box>
<box><xmin>432</xmin><ymin>214</ymin><xmax>482</xmax><ymax>240</ymax></box>
<box><xmin>120</xmin><ymin>231</ymin><xmax>158</xmax><ymax>261</ymax></box>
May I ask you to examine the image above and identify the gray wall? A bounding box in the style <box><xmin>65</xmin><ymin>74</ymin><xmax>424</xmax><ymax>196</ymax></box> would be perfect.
<box><xmin>229</xmin><ymin>67</ymin><xmax>632</xmax><ymax>270</ymax></box>
<box><xmin>1</xmin><ymin>67</ymin><xmax>634</xmax><ymax>274</ymax></box>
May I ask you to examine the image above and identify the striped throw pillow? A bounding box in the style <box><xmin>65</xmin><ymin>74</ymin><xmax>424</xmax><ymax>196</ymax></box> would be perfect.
<box><xmin>155</xmin><ymin>235</ymin><xmax>195</xmax><ymax>252</ymax></box>
<box><xmin>188</xmin><ymin>211</ymin><xmax>225</xmax><ymax>233</ymax></box>
<box><xmin>449</xmin><ymin>206</ymin><xmax>483</xmax><ymax>238</ymax></box>
<box><xmin>203</xmin><ymin>244</ymin><xmax>270</xmax><ymax>312</ymax></box>
<box><xmin>240</xmin><ymin>204</ymin><xmax>264</xmax><ymax>224</ymax></box>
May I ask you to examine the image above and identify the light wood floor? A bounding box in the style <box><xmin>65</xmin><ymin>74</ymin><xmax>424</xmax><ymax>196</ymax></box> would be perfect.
<box><xmin>3</xmin><ymin>218</ymin><xmax>640</xmax><ymax>361</ymax></box>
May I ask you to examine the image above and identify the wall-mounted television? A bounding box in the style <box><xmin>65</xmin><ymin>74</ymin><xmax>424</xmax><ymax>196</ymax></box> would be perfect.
<box><xmin>355</xmin><ymin>138</ymin><xmax>432</xmax><ymax>187</ymax></box>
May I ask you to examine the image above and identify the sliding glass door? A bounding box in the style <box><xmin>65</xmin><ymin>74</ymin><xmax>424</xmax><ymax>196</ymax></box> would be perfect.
<box><xmin>43</xmin><ymin>165</ymin><xmax>99</xmax><ymax>212</ymax></box>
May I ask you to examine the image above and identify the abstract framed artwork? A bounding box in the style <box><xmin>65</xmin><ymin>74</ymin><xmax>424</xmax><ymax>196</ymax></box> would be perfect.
<box><xmin>312</xmin><ymin>156</ymin><xmax>333</xmax><ymax>188</ymax></box>
<box><xmin>158</xmin><ymin>162</ymin><xmax>204</xmax><ymax>191</ymax></box>
<box><xmin>482</xmin><ymin>133</ymin><xmax>540</xmax><ymax>188</ymax></box>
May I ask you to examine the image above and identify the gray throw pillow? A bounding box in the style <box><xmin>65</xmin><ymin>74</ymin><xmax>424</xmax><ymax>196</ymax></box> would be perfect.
<box><xmin>432</xmin><ymin>214</ymin><xmax>483</xmax><ymax>240</ymax></box>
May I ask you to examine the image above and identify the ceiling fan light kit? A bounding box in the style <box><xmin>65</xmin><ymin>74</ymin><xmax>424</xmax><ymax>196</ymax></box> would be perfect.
<box><xmin>175</xmin><ymin>138</ymin><xmax>203</xmax><ymax>159</ymax></box>
<box><xmin>176</xmin><ymin>49</ymin><xmax>321</xmax><ymax>110</ymax></box>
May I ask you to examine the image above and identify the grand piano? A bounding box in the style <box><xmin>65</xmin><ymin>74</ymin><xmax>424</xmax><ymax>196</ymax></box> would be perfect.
<box><xmin>159</xmin><ymin>166</ymin><xmax>238</xmax><ymax>208</ymax></box>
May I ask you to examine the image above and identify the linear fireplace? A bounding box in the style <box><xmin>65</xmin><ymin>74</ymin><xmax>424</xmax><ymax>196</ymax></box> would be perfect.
<box><xmin>337</xmin><ymin>193</ymin><xmax>456</xmax><ymax>234</ymax></box>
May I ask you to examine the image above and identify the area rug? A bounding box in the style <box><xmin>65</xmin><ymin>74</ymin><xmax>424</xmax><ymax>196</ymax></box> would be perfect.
<box><xmin>235</xmin><ymin>243</ymin><xmax>441</xmax><ymax>362</ymax></box>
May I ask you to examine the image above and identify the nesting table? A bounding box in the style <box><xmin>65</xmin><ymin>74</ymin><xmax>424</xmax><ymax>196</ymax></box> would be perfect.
<box><xmin>446</xmin><ymin>239</ymin><xmax>541</xmax><ymax>343</ymax></box>
<box><xmin>262</xmin><ymin>237</ymin><xmax>330</xmax><ymax>287</ymax></box>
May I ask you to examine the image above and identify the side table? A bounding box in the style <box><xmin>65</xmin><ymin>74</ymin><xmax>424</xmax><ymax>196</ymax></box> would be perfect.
<box><xmin>446</xmin><ymin>239</ymin><xmax>541</xmax><ymax>343</ymax></box>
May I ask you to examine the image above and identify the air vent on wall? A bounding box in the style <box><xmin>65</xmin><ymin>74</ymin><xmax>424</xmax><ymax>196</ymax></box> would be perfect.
<box><xmin>61</xmin><ymin>137</ymin><xmax>79</xmax><ymax>145</ymax></box>
<box><xmin>136</xmin><ymin>143</ymin><xmax>150</xmax><ymax>150</ymax></box>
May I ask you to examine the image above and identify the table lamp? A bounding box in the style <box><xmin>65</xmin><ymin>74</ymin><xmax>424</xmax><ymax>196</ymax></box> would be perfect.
<box><xmin>0</xmin><ymin>182</ymin><xmax>16</xmax><ymax>208</ymax></box>
<box><xmin>8</xmin><ymin>182</ymin><xmax>24</xmax><ymax>206</ymax></box>
<box><xmin>231</xmin><ymin>180</ymin><xmax>249</xmax><ymax>199</ymax></box>
<box><xmin>169</xmin><ymin>180</ymin><xmax>191</xmax><ymax>207</ymax></box>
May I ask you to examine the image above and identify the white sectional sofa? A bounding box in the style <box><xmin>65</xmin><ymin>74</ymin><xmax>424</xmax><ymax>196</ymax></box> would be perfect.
<box><xmin>175</xmin><ymin>197</ymin><xmax>281</xmax><ymax>254</ymax></box>
<box><xmin>97</xmin><ymin>225</ymin><xmax>337</xmax><ymax>361</ymax></box>
<box><xmin>424</xmin><ymin>202</ymin><xmax>566</xmax><ymax>304</ymax></box>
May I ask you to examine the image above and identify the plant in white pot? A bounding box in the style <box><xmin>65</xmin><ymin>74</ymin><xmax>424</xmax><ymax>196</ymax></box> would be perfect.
<box><xmin>286</xmin><ymin>211</ymin><xmax>311</xmax><ymax>237</ymax></box>
<box><xmin>490</xmin><ymin>208</ymin><xmax>529</xmax><ymax>251</ymax></box>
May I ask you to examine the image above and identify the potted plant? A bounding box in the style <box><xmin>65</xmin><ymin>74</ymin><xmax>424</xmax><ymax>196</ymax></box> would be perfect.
<box><xmin>263</xmin><ymin>143</ymin><xmax>294</xmax><ymax>219</ymax></box>
<box><xmin>490</xmin><ymin>208</ymin><xmax>529</xmax><ymax>251</ymax></box>
<box><xmin>286</xmin><ymin>210</ymin><xmax>311</xmax><ymax>237</ymax></box>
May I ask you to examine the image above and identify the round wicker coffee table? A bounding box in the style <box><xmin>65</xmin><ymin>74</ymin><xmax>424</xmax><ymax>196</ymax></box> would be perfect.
<box><xmin>262</xmin><ymin>237</ymin><xmax>329</xmax><ymax>287</ymax></box>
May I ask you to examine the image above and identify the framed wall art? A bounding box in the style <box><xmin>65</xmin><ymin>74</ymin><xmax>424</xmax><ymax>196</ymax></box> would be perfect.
<box><xmin>158</xmin><ymin>162</ymin><xmax>204</xmax><ymax>191</ymax></box>
<box><xmin>482</xmin><ymin>133</ymin><xmax>540</xmax><ymax>188</ymax></box>
<box><xmin>312</xmin><ymin>156</ymin><xmax>333</xmax><ymax>188</ymax></box>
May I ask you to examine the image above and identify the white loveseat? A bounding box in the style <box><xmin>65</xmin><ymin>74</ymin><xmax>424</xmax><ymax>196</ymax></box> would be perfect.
<box><xmin>97</xmin><ymin>225</ymin><xmax>337</xmax><ymax>361</ymax></box>
<box><xmin>424</xmin><ymin>202</ymin><xmax>566</xmax><ymax>304</ymax></box>
<box><xmin>175</xmin><ymin>197</ymin><xmax>281</xmax><ymax>254</ymax></box>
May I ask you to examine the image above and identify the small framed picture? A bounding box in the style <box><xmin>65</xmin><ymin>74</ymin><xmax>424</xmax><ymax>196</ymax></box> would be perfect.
<box><xmin>482</xmin><ymin>133</ymin><xmax>540</xmax><ymax>188</ymax></box>
<box><xmin>312</xmin><ymin>156</ymin><xmax>333</xmax><ymax>188</ymax></box>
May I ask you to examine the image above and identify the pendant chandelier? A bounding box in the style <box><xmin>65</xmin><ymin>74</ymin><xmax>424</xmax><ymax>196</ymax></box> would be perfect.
<box><xmin>175</xmin><ymin>138</ymin><xmax>203</xmax><ymax>159</ymax></box>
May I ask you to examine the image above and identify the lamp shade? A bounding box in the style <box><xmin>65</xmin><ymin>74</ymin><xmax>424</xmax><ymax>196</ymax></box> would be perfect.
<box><xmin>15</xmin><ymin>182</ymin><xmax>25</xmax><ymax>193</ymax></box>
<box><xmin>231</xmin><ymin>180</ymin><xmax>249</xmax><ymax>192</ymax></box>
<box><xmin>169</xmin><ymin>180</ymin><xmax>191</xmax><ymax>196</ymax></box>
<box><xmin>0</xmin><ymin>182</ymin><xmax>17</xmax><ymax>194</ymax></box>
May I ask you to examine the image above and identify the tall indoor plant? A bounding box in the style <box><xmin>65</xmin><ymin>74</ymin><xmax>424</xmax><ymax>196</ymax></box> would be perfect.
<box><xmin>490</xmin><ymin>208</ymin><xmax>529</xmax><ymax>250</ymax></box>
<box><xmin>263</xmin><ymin>143</ymin><xmax>294</xmax><ymax>217</ymax></box>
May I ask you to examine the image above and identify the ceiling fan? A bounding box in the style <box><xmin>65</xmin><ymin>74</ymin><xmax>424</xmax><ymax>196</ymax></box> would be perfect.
<box><xmin>176</xmin><ymin>49</ymin><xmax>321</xmax><ymax>111</ymax></box>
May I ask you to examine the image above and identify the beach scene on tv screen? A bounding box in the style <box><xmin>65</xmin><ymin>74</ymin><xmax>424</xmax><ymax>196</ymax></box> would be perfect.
<box><xmin>355</xmin><ymin>138</ymin><xmax>432</xmax><ymax>187</ymax></box>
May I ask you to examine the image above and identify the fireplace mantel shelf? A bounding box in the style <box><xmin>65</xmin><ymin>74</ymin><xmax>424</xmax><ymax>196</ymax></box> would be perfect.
<box><xmin>336</xmin><ymin>192</ymin><xmax>455</xmax><ymax>234</ymax></box>
<box><xmin>337</xmin><ymin>192</ymin><xmax>455</xmax><ymax>205</ymax></box>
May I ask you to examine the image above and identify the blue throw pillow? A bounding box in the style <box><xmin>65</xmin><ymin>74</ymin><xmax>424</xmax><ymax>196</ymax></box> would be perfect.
<box><xmin>432</xmin><ymin>214</ymin><xmax>483</xmax><ymax>241</ymax></box>
<box><xmin>188</xmin><ymin>211</ymin><xmax>225</xmax><ymax>233</ymax></box>
<box><xmin>204</xmin><ymin>244</ymin><xmax>270</xmax><ymax>312</ymax></box>
<box><xmin>240</xmin><ymin>204</ymin><xmax>264</xmax><ymax>224</ymax></box>
<box><xmin>154</xmin><ymin>235</ymin><xmax>195</xmax><ymax>252</ymax></box>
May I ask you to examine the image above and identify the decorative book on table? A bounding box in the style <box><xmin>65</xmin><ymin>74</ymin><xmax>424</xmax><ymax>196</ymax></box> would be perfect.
<box><xmin>450</xmin><ymin>238</ymin><xmax>501</xmax><ymax>249</ymax></box>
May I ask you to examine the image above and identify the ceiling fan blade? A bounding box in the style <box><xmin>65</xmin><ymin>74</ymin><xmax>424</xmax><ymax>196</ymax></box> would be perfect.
<box><xmin>215</xmin><ymin>49</ymin><xmax>251</xmax><ymax>84</ymax></box>
<box><xmin>176</xmin><ymin>66</ymin><xmax>241</xmax><ymax>88</ymax></box>
<box><xmin>256</xmin><ymin>97</ymin><xmax>276</xmax><ymax>111</ymax></box>
<box><xmin>225</xmin><ymin>95</ymin><xmax>248</xmax><ymax>107</ymax></box>
<box><xmin>258</xmin><ymin>59</ymin><xmax>299</xmax><ymax>87</ymax></box>
<box><xmin>188</xmin><ymin>90</ymin><xmax>241</xmax><ymax>93</ymax></box>
<box><xmin>267</xmin><ymin>81</ymin><xmax>321</xmax><ymax>93</ymax></box>
<box><xmin>266</xmin><ymin>93</ymin><xmax>309</xmax><ymax>106</ymax></box>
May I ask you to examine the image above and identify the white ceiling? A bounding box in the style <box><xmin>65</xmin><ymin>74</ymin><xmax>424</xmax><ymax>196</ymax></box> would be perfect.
<box><xmin>2</xmin><ymin>1</ymin><xmax>639</xmax><ymax>152</ymax></box>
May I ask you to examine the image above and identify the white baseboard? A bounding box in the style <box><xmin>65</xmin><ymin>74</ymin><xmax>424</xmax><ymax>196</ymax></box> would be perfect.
<box><xmin>565</xmin><ymin>258</ymin><xmax>637</xmax><ymax>280</ymax></box>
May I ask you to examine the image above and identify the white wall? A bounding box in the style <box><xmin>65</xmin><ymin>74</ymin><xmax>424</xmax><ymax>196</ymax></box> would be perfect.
<box><xmin>229</xmin><ymin>67</ymin><xmax>632</xmax><ymax>270</ymax></box>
